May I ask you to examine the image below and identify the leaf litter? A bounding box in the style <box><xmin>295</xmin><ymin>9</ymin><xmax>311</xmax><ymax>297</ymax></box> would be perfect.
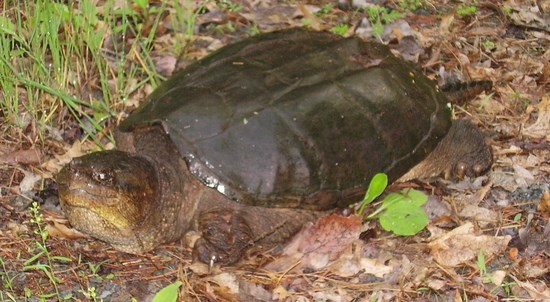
<box><xmin>0</xmin><ymin>0</ymin><xmax>549</xmax><ymax>301</ymax></box>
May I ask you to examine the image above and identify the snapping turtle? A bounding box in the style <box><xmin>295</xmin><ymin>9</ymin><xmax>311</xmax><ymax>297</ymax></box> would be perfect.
<box><xmin>57</xmin><ymin>28</ymin><xmax>492</xmax><ymax>265</ymax></box>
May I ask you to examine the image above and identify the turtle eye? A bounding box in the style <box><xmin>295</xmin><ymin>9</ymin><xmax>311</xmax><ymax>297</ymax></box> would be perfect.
<box><xmin>92</xmin><ymin>170</ymin><xmax>114</xmax><ymax>183</ymax></box>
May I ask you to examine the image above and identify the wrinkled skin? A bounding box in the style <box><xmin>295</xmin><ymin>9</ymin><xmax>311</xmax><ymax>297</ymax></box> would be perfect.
<box><xmin>57</xmin><ymin>29</ymin><xmax>493</xmax><ymax>265</ymax></box>
<box><xmin>58</xmin><ymin>126</ymin><xmax>322</xmax><ymax>264</ymax></box>
<box><xmin>57</xmin><ymin>151</ymin><xmax>157</xmax><ymax>253</ymax></box>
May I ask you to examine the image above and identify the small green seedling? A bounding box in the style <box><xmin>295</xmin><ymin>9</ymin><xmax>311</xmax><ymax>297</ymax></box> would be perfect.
<box><xmin>331</xmin><ymin>24</ymin><xmax>350</xmax><ymax>36</ymax></box>
<box><xmin>365</xmin><ymin>6</ymin><xmax>403</xmax><ymax>38</ymax></box>
<box><xmin>356</xmin><ymin>173</ymin><xmax>429</xmax><ymax>236</ymax></box>
<box><xmin>502</xmin><ymin>5</ymin><xmax>512</xmax><ymax>16</ymax></box>
<box><xmin>481</xmin><ymin>40</ymin><xmax>495</xmax><ymax>49</ymax></box>
<box><xmin>456</xmin><ymin>4</ymin><xmax>477</xmax><ymax>17</ymax></box>
<box><xmin>152</xmin><ymin>281</ymin><xmax>182</xmax><ymax>302</ymax></box>
<box><xmin>316</xmin><ymin>3</ymin><xmax>334</xmax><ymax>16</ymax></box>
<box><xmin>133</xmin><ymin>0</ymin><xmax>148</xmax><ymax>11</ymax></box>
<box><xmin>398</xmin><ymin>0</ymin><xmax>424</xmax><ymax>11</ymax></box>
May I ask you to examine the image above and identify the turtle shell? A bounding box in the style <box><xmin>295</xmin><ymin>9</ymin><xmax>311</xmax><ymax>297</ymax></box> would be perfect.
<box><xmin>118</xmin><ymin>28</ymin><xmax>451</xmax><ymax>210</ymax></box>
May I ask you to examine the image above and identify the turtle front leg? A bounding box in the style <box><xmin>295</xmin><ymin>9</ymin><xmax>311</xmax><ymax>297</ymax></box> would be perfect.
<box><xmin>194</xmin><ymin>208</ymin><xmax>253</xmax><ymax>265</ymax></box>
<box><xmin>193</xmin><ymin>205</ymin><xmax>323</xmax><ymax>265</ymax></box>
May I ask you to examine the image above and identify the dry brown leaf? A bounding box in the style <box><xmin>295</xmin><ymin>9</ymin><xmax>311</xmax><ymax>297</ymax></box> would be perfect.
<box><xmin>428</xmin><ymin>222</ymin><xmax>511</xmax><ymax>267</ymax></box>
<box><xmin>43</xmin><ymin>141</ymin><xmax>84</xmax><ymax>174</ymax></box>
<box><xmin>272</xmin><ymin>285</ymin><xmax>290</xmax><ymax>301</ymax></box>
<box><xmin>458</xmin><ymin>204</ymin><xmax>499</xmax><ymax>227</ymax></box>
<box><xmin>264</xmin><ymin>214</ymin><xmax>362</xmax><ymax>272</ymax></box>
<box><xmin>521</xmin><ymin>256</ymin><xmax>550</xmax><ymax>278</ymax></box>
<box><xmin>331</xmin><ymin>252</ymin><xmax>393</xmax><ymax>278</ymax></box>
<box><xmin>19</xmin><ymin>171</ymin><xmax>42</xmax><ymax>193</ymax></box>
<box><xmin>509</xmin><ymin>275</ymin><xmax>550</xmax><ymax>300</ymax></box>
<box><xmin>153</xmin><ymin>54</ymin><xmax>177</xmax><ymax>77</ymax></box>
<box><xmin>0</xmin><ymin>148</ymin><xmax>42</xmax><ymax>165</ymax></box>
<box><xmin>47</xmin><ymin>221</ymin><xmax>87</xmax><ymax>239</ymax></box>
<box><xmin>212</xmin><ymin>272</ymin><xmax>239</xmax><ymax>294</ymax></box>
<box><xmin>298</xmin><ymin>4</ymin><xmax>322</xmax><ymax>31</ymax></box>
<box><xmin>238</xmin><ymin>281</ymin><xmax>273</xmax><ymax>302</ymax></box>
<box><xmin>523</xmin><ymin>94</ymin><xmax>550</xmax><ymax>140</ymax></box>
<box><xmin>6</xmin><ymin>221</ymin><xmax>29</xmax><ymax>237</ymax></box>
<box><xmin>426</xmin><ymin>278</ymin><xmax>447</xmax><ymax>290</ymax></box>
<box><xmin>439</xmin><ymin>14</ymin><xmax>454</xmax><ymax>36</ymax></box>
<box><xmin>537</xmin><ymin>190</ymin><xmax>550</xmax><ymax>213</ymax></box>
<box><xmin>491</xmin><ymin>270</ymin><xmax>507</xmax><ymax>286</ymax></box>
<box><xmin>506</xmin><ymin>0</ymin><xmax>550</xmax><ymax>32</ymax></box>
<box><xmin>490</xmin><ymin>152</ymin><xmax>539</xmax><ymax>192</ymax></box>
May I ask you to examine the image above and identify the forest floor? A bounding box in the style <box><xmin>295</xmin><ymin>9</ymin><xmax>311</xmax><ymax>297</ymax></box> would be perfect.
<box><xmin>0</xmin><ymin>0</ymin><xmax>549</xmax><ymax>301</ymax></box>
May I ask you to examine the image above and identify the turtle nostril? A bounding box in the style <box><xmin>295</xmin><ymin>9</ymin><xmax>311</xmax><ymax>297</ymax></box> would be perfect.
<box><xmin>65</xmin><ymin>161</ymin><xmax>81</xmax><ymax>176</ymax></box>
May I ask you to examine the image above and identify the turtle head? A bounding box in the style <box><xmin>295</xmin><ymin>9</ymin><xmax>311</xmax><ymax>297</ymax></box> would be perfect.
<box><xmin>57</xmin><ymin>150</ymin><xmax>158</xmax><ymax>253</ymax></box>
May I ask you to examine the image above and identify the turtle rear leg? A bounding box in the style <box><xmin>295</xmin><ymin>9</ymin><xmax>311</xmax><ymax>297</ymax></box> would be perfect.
<box><xmin>193</xmin><ymin>206</ymin><xmax>322</xmax><ymax>265</ymax></box>
<box><xmin>401</xmin><ymin>120</ymin><xmax>492</xmax><ymax>181</ymax></box>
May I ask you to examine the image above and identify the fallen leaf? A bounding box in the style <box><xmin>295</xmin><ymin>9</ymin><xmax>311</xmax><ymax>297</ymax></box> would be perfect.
<box><xmin>7</xmin><ymin>221</ymin><xmax>29</xmax><ymax>236</ymax></box>
<box><xmin>153</xmin><ymin>53</ymin><xmax>177</xmax><ymax>77</ymax></box>
<box><xmin>509</xmin><ymin>275</ymin><xmax>550</xmax><ymax>300</ymax></box>
<box><xmin>212</xmin><ymin>272</ymin><xmax>239</xmax><ymax>294</ymax></box>
<box><xmin>426</xmin><ymin>278</ymin><xmax>447</xmax><ymax>290</ymax></box>
<box><xmin>458</xmin><ymin>204</ymin><xmax>499</xmax><ymax>227</ymax></box>
<box><xmin>47</xmin><ymin>221</ymin><xmax>87</xmax><ymax>239</ymax></box>
<box><xmin>19</xmin><ymin>171</ymin><xmax>41</xmax><ymax>193</ymax></box>
<box><xmin>428</xmin><ymin>222</ymin><xmax>511</xmax><ymax>267</ymax></box>
<box><xmin>507</xmin><ymin>1</ymin><xmax>550</xmax><ymax>32</ymax></box>
<box><xmin>439</xmin><ymin>14</ymin><xmax>454</xmax><ymax>36</ymax></box>
<box><xmin>491</xmin><ymin>270</ymin><xmax>507</xmax><ymax>286</ymax></box>
<box><xmin>523</xmin><ymin>94</ymin><xmax>550</xmax><ymax>140</ymax></box>
<box><xmin>331</xmin><ymin>253</ymin><xmax>393</xmax><ymax>278</ymax></box>
<box><xmin>0</xmin><ymin>148</ymin><xmax>42</xmax><ymax>165</ymax></box>
<box><xmin>537</xmin><ymin>190</ymin><xmax>550</xmax><ymax>213</ymax></box>
<box><xmin>272</xmin><ymin>285</ymin><xmax>290</xmax><ymax>301</ymax></box>
<box><xmin>264</xmin><ymin>214</ymin><xmax>362</xmax><ymax>272</ymax></box>
<box><xmin>43</xmin><ymin>141</ymin><xmax>84</xmax><ymax>174</ymax></box>
<box><xmin>521</xmin><ymin>256</ymin><xmax>550</xmax><ymax>278</ymax></box>
<box><xmin>238</xmin><ymin>281</ymin><xmax>273</xmax><ymax>302</ymax></box>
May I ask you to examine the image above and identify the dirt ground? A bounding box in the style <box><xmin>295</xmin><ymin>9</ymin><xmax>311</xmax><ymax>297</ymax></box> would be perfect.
<box><xmin>1</xmin><ymin>0</ymin><xmax>549</xmax><ymax>301</ymax></box>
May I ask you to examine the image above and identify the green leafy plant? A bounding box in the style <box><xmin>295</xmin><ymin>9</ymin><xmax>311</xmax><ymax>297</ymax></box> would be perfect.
<box><xmin>133</xmin><ymin>0</ymin><xmax>148</xmax><ymax>11</ymax></box>
<box><xmin>477</xmin><ymin>249</ymin><xmax>491</xmax><ymax>282</ymax></box>
<box><xmin>218</xmin><ymin>0</ymin><xmax>242</xmax><ymax>12</ymax></box>
<box><xmin>85</xmin><ymin>260</ymin><xmax>115</xmax><ymax>282</ymax></box>
<box><xmin>24</xmin><ymin>202</ymin><xmax>72</xmax><ymax>300</ymax></box>
<box><xmin>456</xmin><ymin>4</ymin><xmax>477</xmax><ymax>17</ymax></box>
<box><xmin>78</xmin><ymin>286</ymin><xmax>102</xmax><ymax>302</ymax></box>
<box><xmin>356</xmin><ymin>173</ymin><xmax>429</xmax><ymax>236</ymax></box>
<box><xmin>316</xmin><ymin>3</ymin><xmax>334</xmax><ymax>16</ymax></box>
<box><xmin>0</xmin><ymin>256</ymin><xmax>17</xmax><ymax>301</ymax></box>
<box><xmin>153</xmin><ymin>281</ymin><xmax>183</xmax><ymax>302</ymax></box>
<box><xmin>502</xmin><ymin>5</ymin><xmax>512</xmax><ymax>16</ymax></box>
<box><xmin>248</xmin><ymin>24</ymin><xmax>261</xmax><ymax>36</ymax></box>
<box><xmin>476</xmin><ymin>247</ymin><xmax>517</xmax><ymax>297</ymax></box>
<box><xmin>0</xmin><ymin>0</ymin><xmax>162</xmax><ymax>145</ymax></box>
<box><xmin>398</xmin><ymin>0</ymin><xmax>424</xmax><ymax>11</ymax></box>
<box><xmin>331</xmin><ymin>24</ymin><xmax>350</xmax><ymax>36</ymax></box>
<box><xmin>481</xmin><ymin>40</ymin><xmax>495</xmax><ymax>49</ymax></box>
<box><xmin>365</xmin><ymin>6</ymin><xmax>402</xmax><ymax>38</ymax></box>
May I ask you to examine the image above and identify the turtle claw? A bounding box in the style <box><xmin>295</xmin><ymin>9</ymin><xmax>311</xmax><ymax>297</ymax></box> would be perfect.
<box><xmin>444</xmin><ymin>121</ymin><xmax>493</xmax><ymax>181</ymax></box>
<box><xmin>194</xmin><ymin>208</ymin><xmax>253</xmax><ymax>265</ymax></box>
<box><xmin>450</xmin><ymin>148</ymin><xmax>492</xmax><ymax>181</ymax></box>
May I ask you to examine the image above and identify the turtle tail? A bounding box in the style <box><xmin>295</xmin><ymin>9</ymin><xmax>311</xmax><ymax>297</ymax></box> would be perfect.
<box><xmin>440</xmin><ymin>80</ymin><xmax>493</xmax><ymax>105</ymax></box>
